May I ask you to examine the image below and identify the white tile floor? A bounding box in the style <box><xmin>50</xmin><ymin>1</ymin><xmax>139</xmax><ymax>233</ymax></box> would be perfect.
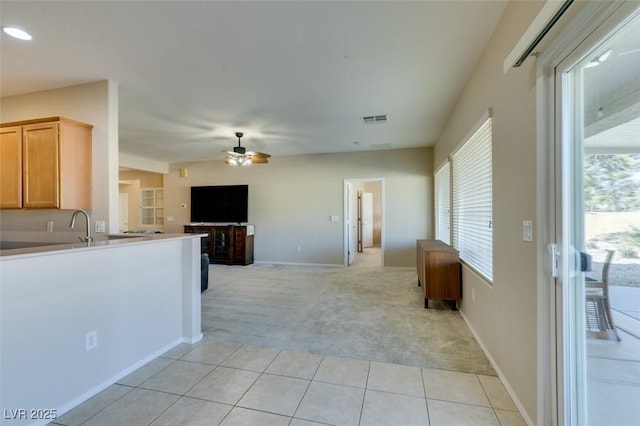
<box><xmin>51</xmin><ymin>340</ymin><xmax>526</xmax><ymax>426</ymax></box>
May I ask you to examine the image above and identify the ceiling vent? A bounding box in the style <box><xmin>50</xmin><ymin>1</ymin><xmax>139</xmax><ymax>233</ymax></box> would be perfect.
<box><xmin>362</xmin><ymin>115</ymin><xmax>387</xmax><ymax>124</ymax></box>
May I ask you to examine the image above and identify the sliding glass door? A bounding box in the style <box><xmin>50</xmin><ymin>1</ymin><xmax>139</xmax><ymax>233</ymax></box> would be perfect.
<box><xmin>553</xmin><ymin>5</ymin><xmax>640</xmax><ymax>425</ymax></box>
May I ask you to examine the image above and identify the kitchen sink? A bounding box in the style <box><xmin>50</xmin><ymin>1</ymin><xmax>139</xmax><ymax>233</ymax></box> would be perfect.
<box><xmin>0</xmin><ymin>241</ymin><xmax>68</xmax><ymax>250</ymax></box>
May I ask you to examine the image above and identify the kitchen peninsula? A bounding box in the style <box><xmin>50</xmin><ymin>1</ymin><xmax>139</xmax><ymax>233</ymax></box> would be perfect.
<box><xmin>0</xmin><ymin>233</ymin><xmax>203</xmax><ymax>426</ymax></box>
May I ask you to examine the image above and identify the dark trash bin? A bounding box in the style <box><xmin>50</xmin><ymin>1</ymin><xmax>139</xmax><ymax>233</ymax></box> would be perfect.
<box><xmin>201</xmin><ymin>253</ymin><xmax>209</xmax><ymax>292</ymax></box>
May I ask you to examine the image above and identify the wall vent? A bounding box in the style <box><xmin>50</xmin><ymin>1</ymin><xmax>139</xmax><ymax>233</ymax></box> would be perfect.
<box><xmin>362</xmin><ymin>115</ymin><xmax>387</xmax><ymax>124</ymax></box>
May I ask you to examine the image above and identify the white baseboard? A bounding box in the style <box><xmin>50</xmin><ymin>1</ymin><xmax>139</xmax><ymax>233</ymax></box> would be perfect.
<box><xmin>35</xmin><ymin>338</ymin><xmax>184</xmax><ymax>426</ymax></box>
<box><xmin>183</xmin><ymin>332</ymin><xmax>204</xmax><ymax>344</ymax></box>
<box><xmin>253</xmin><ymin>260</ymin><xmax>343</xmax><ymax>267</ymax></box>
<box><xmin>459</xmin><ymin>310</ymin><xmax>535</xmax><ymax>426</ymax></box>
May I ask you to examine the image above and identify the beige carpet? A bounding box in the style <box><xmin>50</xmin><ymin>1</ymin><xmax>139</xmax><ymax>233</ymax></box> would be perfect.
<box><xmin>202</xmin><ymin>261</ymin><xmax>495</xmax><ymax>376</ymax></box>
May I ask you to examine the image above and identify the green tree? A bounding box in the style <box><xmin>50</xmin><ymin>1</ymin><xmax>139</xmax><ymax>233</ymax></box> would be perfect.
<box><xmin>584</xmin><ymin>154</ymin><xmax>640</xmax><ymax>211</ymax></box>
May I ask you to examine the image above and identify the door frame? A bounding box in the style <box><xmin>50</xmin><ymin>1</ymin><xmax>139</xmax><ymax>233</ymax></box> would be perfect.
<box><xmin>361</xmin><ymin>191</ymin><xmax>374</xmax><ymax>248</ymax></box>
<box><xmin>536</xmin><ymin>2</ymin><xmax>640</xmax><ymax>424</ymax></box>
<box><xmin>346</xmin><ymin>181</ymin><xmax>357</xmax><ymax>265</ymax></box>
<box><xmin>343</xmin><ymin>178</ymin><xmax>385</xmax><ymax>266</ymax></box>
<box><xmin>118</xmin><ymin>192</ymin><xmax>129</xmax><ymax>232</ymax></box>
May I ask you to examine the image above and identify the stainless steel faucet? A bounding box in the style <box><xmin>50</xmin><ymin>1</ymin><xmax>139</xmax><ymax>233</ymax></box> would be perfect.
<box><xmin>69</xmin><ymin>209</ymin><xmax>93</xmax><ymax>242</ymax></box>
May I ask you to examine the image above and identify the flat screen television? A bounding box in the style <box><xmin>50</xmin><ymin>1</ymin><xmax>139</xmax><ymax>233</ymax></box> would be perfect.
<box><xmin>190</xmin><ymin>185</ymin><xmax>248</xmax><ymax>223</ymax></box>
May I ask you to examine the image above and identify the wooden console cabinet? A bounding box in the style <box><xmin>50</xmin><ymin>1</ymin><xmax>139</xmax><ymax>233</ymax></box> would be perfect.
<box><xmin>184</xmin><ymin>224</ymin><xmax>254</xmax><ymax>265</ymax></box>
<box><xmin>417</xmin><ymin>239</ymin><xmax>461</xmax><ymax>309</ymax></box>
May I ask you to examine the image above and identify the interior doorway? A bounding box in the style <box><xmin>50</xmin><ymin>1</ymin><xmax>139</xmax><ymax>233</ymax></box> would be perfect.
<box><xmin>344</xmin><ymin>178</ymin><xmax>384</xmax><ymax>267</ymax></box>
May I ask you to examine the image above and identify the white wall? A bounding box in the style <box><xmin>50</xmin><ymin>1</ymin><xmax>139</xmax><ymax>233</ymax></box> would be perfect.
<box><xmin>0</xmin><ymin>80</ymin><xmax>118</xmax><ymax>235</ymax></box>
<box><xmin>166</xmin><ymin>147</ymin><xmax>433</xmax><ymax>267</ymax></box>
<box><xmin>432</xmin><ymin>1</ymin><xmax>544</xmax><ymax>424</ymax></box>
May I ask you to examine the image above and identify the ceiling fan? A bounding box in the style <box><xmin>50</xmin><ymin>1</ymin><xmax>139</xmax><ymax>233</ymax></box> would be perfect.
<box><xmin>225</xmin><ymin>132</ymin><xmax>271</xmax><ymax>166</ymax></box>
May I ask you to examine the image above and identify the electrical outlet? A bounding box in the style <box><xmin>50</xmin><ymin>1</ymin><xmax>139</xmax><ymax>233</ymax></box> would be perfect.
<box><xmin>471</xmin><ymin>288</ymin><xmax>476</xmax><ymax>302</ymax></box>
<box><xmin>95</xmin><ymin>221</ymin><xmax>106</xmax><ymax>233</ymax></box>
<box><xmin>46</xmin><ymin>220</ymin><xmax>54</xmax><ymax>232</ymax></box>
<box><xmin>85</xmin><ymin>330</ymin><xmax>98</xmax><ymax>351</ymax></box>
<box><xmin>296</xmin><ymin>245</ymin><xmax>302</xmax><ymax>252</ymax></box>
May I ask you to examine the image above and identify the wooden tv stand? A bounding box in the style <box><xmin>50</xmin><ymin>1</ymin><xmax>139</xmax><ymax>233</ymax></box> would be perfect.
<box><xmin>184</xmin><ymin>224</ymin><xmax>254</xmax><ymax>265</ymax></box>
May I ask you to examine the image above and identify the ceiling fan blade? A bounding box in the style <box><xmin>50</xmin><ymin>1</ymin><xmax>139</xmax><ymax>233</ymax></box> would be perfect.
<box><xmin>250</xmin><ymin>157</ymin><xmax>269</xmax><ymax>164</ymax></box>
<box><xmin>250</xmin><ymin>152</ymin><xmax>271</xmax><ymax>159</ymax></box>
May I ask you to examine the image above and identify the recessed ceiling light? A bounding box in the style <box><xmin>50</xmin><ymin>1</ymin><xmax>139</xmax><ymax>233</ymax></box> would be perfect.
<box><xmin>3</xmin><ymin>27</ymin><xmax>32</xmax><ymax>41</ymax></box>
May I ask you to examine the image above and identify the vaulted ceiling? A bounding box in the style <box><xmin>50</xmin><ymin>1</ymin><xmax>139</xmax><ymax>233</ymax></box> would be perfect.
<box><xmin>1</xmin><ymin>1</ymin><xmax>509</xmax><ymax>163</ymax></box>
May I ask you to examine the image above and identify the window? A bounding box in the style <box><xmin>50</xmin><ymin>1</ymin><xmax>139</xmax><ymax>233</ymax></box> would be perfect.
<box><xmin>140</xmin><ymin>187</ymin><xmax>164</xmax><ymax>228</ymax></box>
<box><xmin>452</xmin><ymin>117</ymin><xmax>493</xmax><ymax>281</ymax></box>
<box><xmin>434</xmin><ymin>162</ymin><xmax>451</xmax><ymax>245</ymax></box>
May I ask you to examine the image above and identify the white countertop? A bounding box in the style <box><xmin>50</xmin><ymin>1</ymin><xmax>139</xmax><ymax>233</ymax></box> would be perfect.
<box><xmin>0</xmin><ymin>233</ymin><xmax>203</xmax><ymax>260</ymax></box>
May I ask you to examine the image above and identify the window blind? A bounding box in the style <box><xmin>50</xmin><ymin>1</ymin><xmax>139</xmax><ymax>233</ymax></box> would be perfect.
<box><xmin>452</xmin><ymin>118</ymin><xmax>493</xmax><ymax>282</ymax></box>
<box><xmin>434</xmin><ymin>163</ymin><xmax>451</xmax><ymax>245</ymax></box>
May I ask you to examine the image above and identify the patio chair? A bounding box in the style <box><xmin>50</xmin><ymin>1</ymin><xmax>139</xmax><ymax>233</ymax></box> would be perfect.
<box><xmin>585</xmin><ymin>250</ymin><xmax>621</xmax><ymax>341</ymax></box>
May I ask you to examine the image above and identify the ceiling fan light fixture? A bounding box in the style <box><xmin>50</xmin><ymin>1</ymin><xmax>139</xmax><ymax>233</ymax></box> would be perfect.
<box><xmin>225</xmin><ymin>131</ymin><xmax>270</xmax><ymax>166</ymax></box>
<box><xmin>226</xmin><ymin>156</ymin><xmax>251</xmax><ymax>166</ymax></box>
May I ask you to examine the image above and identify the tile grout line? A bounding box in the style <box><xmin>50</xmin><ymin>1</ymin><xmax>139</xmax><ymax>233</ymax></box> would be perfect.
<box><xmin>474</xmin><ymin>373</ymin><xmax>503</xmax><ymax>424</ymax></box>
<box><xmin>357</xmin><ymin>360</ymin><xmax>372</xmax><ymax>426</ymax></box>
<box><xmin>149</xmin><ymin>351</ymin><xmax>229</xmax><ymax>424</ymax></box>
<box><xmin>74</xmin><ymin>384</ymin><xmax>136</xmax><ymax>426</ymax></box>
<box><xmin>288</xmin><ymin>353</ymin><xmax>327</xmax><ymax>425</ymax></box>
<box><xmin>188</xmin><ymin>351</ymin><xmax>291</xmax><ymax>422</ymax></box>
<box><xmin>143</xmin><ymin>341</ymin><xmax>245</xmax><ymax>425</ymax></box>
<box><xmin>217</xmin><ymin>344</ymin><xmax>279</xmax><ymax>425</ymax></box>
<box><xmin>421</xmin><ymin>367</ymin><xmax>431</xmax><ymax>425</ymax></box>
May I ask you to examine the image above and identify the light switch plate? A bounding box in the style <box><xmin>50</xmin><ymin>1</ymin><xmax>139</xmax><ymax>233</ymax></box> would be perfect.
<box><xmin>522</xmin><ymin>220</ymin><xmax>533</xmax><ymax>242</ymax></box>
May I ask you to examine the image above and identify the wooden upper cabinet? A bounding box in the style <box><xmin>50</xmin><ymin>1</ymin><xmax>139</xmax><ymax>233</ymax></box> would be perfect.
<box><xmin>0</xmin><ymin>126</ymin><xmax>23</xmax><ymax>209</ymax></box>
<box><xmin>23</xmin><ymin>122</ymin><xmax>60</xmax><ymax>208</ymax></box>
<box><xmin>1</xmin><ymin>117</ymin><xmax>93</xmax><ymax>209</ymax></box>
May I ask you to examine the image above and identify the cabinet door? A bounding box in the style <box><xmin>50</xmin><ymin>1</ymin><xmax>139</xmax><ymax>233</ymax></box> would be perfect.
<box><xmin>23</xmin><ymin>122</ymin><xmax>60</xmax><ymax>208</ymax></box>
<box><xmin>211</xmin><ymin>226</ymin><xmax>233</xmax><ymax>261</ymax></box>
<box><xmin>0</xmin><ymin>126</ymin><xmax>23</xmax><ymax>209</ymax></box>
<box><xmin>233</xmin><ymin>226</ymin><xmax>247</xmax><ymax>263</ymax></box>
<box><xmin>425</xmin><ymin>250</ymin><xmax>461</xmax><ymax>301</ymax></box>
<box><xmin>58</xmin><ymin>119</ymin><xmax>92</xmax><ymax>209</ymax></box>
